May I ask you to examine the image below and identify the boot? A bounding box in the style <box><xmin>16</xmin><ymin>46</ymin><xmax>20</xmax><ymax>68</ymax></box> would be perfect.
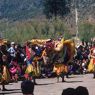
<box><xmin>57</xmin><ymin>77</ymin><xmax>59</xmax><ymax>83</ymax></box>
<box><xmin>2</xmin><ymin>85</ymin><xmax>8</xmax><ymax>91</ymax></box>
<box><xmin>33</xmin><ymin>78</ymin><xmax>37</xmax><ymax>85</ymax></box>
<box><xmin>62</xmin><ymin>77</ymin><xmax>65</xmax><ymax>82</ymax></box>
<box><xmin>93</xmin><ymin>72</ymin><xmax>95</xmax><ymax>78</ymax></box>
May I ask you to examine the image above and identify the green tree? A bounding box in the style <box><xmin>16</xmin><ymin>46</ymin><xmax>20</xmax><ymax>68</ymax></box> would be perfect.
<box><xmin>79</xmin><ymin>22</ymin><xmax>95</xmax><ymax>42</ymax></box>
<box><xmin>43</xmin><ymin>0</ymin><xmax>71</xmax><ymax>19</ymax></box>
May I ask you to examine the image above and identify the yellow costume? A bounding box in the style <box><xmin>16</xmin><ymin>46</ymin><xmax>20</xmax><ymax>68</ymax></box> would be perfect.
<box><xmin>25</xmin><ymin>62</ymin><xmax>40</xmax><ymax>77</ymax></box>
<box><xmin>88</xmin><ymin>47</ymin><xmax>95</xmax><ymax>73</ymax></box>
<box><xmin>0</xmin><ymin>66</ymin><xmax>11</xmax><ymax>84</ymax></box>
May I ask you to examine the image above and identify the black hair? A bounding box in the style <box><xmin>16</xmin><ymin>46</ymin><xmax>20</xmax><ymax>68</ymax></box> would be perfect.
<box><xmin>75</xmin><ymin>86</ymin><xmax>89</xmax><ymax>95</ymax></box>
<box><xmin>62</xmin><ymin>88</ymin><xmax>75</xmax><ymax>95</ymax></box>
<box><xmin>21</xmin><ymin>80</ymin><xmax>34</xmax><ymax>94</ymax></box>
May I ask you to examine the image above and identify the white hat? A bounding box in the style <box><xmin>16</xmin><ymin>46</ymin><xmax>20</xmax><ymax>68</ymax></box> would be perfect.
<box><xmin>11</xmin><ymin>42</ymin><xmax>15</xmax><ymax>45</ymax></box>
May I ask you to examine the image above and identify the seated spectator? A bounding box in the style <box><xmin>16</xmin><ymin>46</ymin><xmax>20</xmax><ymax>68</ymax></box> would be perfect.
<box><xmin>75</xmin><ymin>86</ymin><xmax>89</xmax><ymax>95</ymax></box>
<box><xmin>21</xmin><ymin>80</ymin><xmax>34</xmax><ymax>95</ymax></box>
<box><xmin>61</xmin><ymin>88</ymin><xmax>75</xmax><ymax>95</ymax></box>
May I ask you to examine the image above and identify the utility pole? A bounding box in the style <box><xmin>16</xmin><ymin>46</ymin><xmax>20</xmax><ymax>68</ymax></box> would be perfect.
<box><xmin>73</xmin><ymin>0</ymin><xmax>79</xmax><ymax>38</ymax></box>
<box><xmin>75</xmin><ymin>7</ymin><xmax>78</xmax><ymax>38</ymax></box>
<box><xmin>73</xmin><ymin>0</ymin><xmax>80</xmax><ymax>47</ymax></box>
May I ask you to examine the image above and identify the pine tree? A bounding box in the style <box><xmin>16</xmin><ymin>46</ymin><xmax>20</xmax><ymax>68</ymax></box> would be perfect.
<box><xmin>43</xmin><ymin>0</ymin><xmax>71</xmax><ymax>19</ymax></box>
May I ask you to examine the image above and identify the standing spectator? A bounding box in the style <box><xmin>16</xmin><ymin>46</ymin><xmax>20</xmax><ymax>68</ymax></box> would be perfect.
<box><xmin>7</xmin><ymin>42</ymin><xmax>16</xmax><ymax>60</ymax></box>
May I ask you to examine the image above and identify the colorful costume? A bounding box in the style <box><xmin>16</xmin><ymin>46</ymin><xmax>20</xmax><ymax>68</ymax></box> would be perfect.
<box><xmin>88</xmin><ymin>47</ymin><xmax>95</xmax><ymax>77</ymax></box>
<box><xmin>0</xmin><ymin>55</ymin><xmax>11</xmax><ymax>84</ymax></box>
<box><xmin>1</xmin><ymin>65</ymin><xmax>11</xmax><ymax>84</ymax></box>
<box><xmin>53</xmin><ymin>63</ymin><xmax>68</xmax><ymax>82</ymax></box>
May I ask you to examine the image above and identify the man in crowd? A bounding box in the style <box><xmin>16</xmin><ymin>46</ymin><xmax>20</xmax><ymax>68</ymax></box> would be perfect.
<box><xmin>7</xmin><ymin>42</ymin><xmax>16</xmax><ymax>60</ymax></box>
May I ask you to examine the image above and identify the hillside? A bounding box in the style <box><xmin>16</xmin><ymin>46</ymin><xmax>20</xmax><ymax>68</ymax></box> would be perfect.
<box><xmin>0</xmin><ymin>0</ymin><xmax>95</xmax><ymax>21</ymax></box>
<box><xmin>0</xmin><ymin>0</ymin><xmax>95</xmax><ymax>42</ymax></box>
<box><xmin>0</xmin><ymin>0</ymin><xmax>43</xmax><ymax>20</ymax></box>
<box><xmin>75</xmin><ymin>0</ymin><xmax>95</xmax><ymax>20</ymax></box>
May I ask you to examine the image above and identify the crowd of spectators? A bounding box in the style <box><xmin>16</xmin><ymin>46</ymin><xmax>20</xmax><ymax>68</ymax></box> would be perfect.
<box><xmin>0</xmin><ymin>41</ymin><xmax>95</xmax><ymax>82</ymax></box>
<box><xmin>69</xmin><ymin>41</ymin><xmax>94</xmax><ymax>75</ymax></box>
<box><xmin>0</xmin><ymin>40</ymin><xmax>93</xmax><ymax>94</ymax></box>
